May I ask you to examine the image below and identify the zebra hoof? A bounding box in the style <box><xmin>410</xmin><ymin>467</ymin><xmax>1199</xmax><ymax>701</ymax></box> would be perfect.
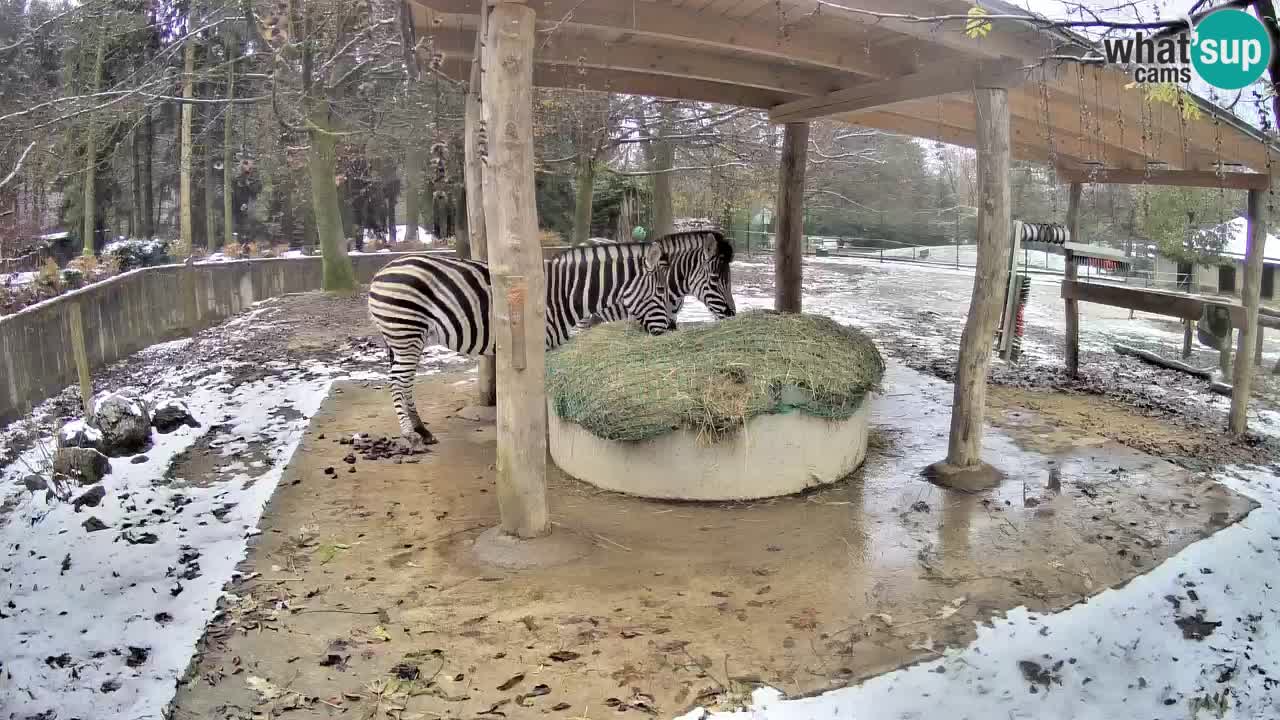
<box><xmin>411</xmin><ymin>427</ymin><xmax>439</xmax><ymax>448</ymax></box>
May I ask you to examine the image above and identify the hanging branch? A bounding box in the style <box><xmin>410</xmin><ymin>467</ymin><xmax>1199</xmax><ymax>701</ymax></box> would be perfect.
<box><xmin>0</xmin><ymin>141</ymin><xmax>37</xmax><ymax>191</ymax></box>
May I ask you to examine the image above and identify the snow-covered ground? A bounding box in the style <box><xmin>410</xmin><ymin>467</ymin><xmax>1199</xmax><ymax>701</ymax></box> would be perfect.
<box><xmin>0</xmin><ymin>297</ymin><xmax>468</xmax><ymax>719</ymax></box>
<box><xmin>0</xmin><ymin>271</ymin><xmax>35</xmax><ymax>287</ymax></box>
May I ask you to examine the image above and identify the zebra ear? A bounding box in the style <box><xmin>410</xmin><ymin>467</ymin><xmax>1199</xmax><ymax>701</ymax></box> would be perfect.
<box><xmin>643</xmin><ymin>242</ymin><xmax>664</xmax><ymax>270</ymax></box>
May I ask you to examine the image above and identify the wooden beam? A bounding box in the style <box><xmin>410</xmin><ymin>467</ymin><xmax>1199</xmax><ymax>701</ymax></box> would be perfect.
<box><xmin>432</xmin><ymin>28</ymin><xmax>854</xmax><ymax>98</ymax></box>
<box><xmin>1060</xmin><ymin>280</ymin><xmax>1206</xmax><ymax>320</ymax></box>
<box><xmin>437</xmin><ymin>56</ymin><xmax>798</xmax><ymax>109</ymax></box>
<box><xmin>769</xmin><ymin>59</ymin><xmax>1026</xmax><ymax>124</ymax></box>
<box><xmin>1057</xmin><ymin>167</ymin><xmax>1271</xmax><ymax>190</ymax></box>
<box><xmin>1230</xmin><ymin>189</ymin><xmax>1267</xmax><ymax>435</ymax></box>
<box><xmin>784</xmin><ymin>0</ymin><xmax>1053</xmax><ymax>62</ymax></box>
<box><xmin>775</xmin><ymin>122</ymin><xmax>808</xmax><ymax>313</ymax></box>
<box><xmin>944</xmin><ymin>86</ymin><xmax>1011</xmax><ymax>473</ymax></box>
<box><xmin>482</xmin><ymin>1</ymin><xmax>549</xmax><ymax>538</ymax></box>
<box><xmin>1064</xmin><ymin>183</ymin><xmax>1082</xmax><ymax>379</ymax></box>
<box><xmin>464</xmin><ymin>3</ymin><xmax>494</xmax><ymax>408</ymax></box>
<box><xmin>843</xmin><ymin>109</ymin><xmax>1090</xmax><ymax>168</ymax></box>
<box><xmin>418</xmin><ymin>0</ymin><xmax>908</xmax><ymax>79</ymax></box>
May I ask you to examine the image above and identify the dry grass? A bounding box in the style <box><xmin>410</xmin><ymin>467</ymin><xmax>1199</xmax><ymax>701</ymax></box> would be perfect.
<box><xmin>546</xmin><ymin>310</ymin><xmax>885</xmax><ymax>443</ymax></box>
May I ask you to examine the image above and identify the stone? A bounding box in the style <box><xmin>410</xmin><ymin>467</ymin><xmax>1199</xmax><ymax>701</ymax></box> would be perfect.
<box><xmin>53</xmin><ymin>447</ymin><xmax>111</xmax><ymax>485</ymax></box>
<box><xmin>923</xmin><ymin>460</ymin><xmax>1005</xmax><ymax>493</ymax></box>
<box><xmin>82</xmin><ymin>516</ymin><xmax>109</xmax><ymax>532</ymax></box>
<box><xmin>91</xmin><ymin>391</ymin><xmax>152</xmax><ymax>454</ymax></box>
<box><xmin>57</xmin><ymin>420</ymin><xmax>104</xmax><ymax>452</ymax></box>
<box><xmin>72</xmin><ymin>484</ymin><xmax>106</xmax><ymax>512</ymax></box>
<box><xmin>22</xmin><ymin>475</ymin><xmax>48</xmax><ymax>493</ymax></box>
<box><xmin>151</xmin><ymin>399</ymin><xmax>198</xmax><ymax>433</ymax></box>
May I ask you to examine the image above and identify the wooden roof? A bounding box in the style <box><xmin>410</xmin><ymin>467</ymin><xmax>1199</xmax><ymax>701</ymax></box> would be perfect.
<box><xmin>410</xmin><ymin>0</ymin><xmax>1279</xmax><ymax>175</ymax></box>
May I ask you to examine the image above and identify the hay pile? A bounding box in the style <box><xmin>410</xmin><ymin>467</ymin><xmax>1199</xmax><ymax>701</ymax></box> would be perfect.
<box><xmin>546</xmin><ymin>310</ymin><xmax>885</xmax><ymax>442</ymax></box>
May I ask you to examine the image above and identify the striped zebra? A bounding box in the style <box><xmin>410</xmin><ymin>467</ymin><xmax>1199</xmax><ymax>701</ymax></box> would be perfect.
<box><xmin>368</xmin><ymin>242</ymin><xmax>673</xmax><ymax>447</ymax></box>
<box><xmin>584</xmin><ymin>230</ymin><xmax>737</xmax><ymax>328</ymax></box>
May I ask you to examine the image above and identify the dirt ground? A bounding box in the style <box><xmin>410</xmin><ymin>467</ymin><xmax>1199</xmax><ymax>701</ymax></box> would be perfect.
<box><xmin>168</xmin><ymin>368</ymin><xmax>1254</xmax><ymax>720</ymax></box>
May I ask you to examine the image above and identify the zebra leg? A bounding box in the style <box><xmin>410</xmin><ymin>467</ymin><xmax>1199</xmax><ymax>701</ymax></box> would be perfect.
<box><xmin>387</xmin><ymin>332</ymin><xmax>437</xmax><ymax>447</ymax></box>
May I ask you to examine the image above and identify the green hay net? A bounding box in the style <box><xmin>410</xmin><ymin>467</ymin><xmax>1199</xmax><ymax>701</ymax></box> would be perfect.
<box><xmin>546</xmin><ymin>310</ymin><xmax>885</xmax><ymax>443</ymax></box>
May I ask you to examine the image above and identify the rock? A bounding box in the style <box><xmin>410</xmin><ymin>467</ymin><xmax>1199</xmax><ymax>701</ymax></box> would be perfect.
<box><xmin>57</xmin><ymin>420</ymin><xmax>104</xmax><ymax>452</ymax></box>
<box><xmin>73</xmin><ymin>485</ymin><xmax>106</xmax><ymax>512</ymax></box>
<box><xmin>53</xmin><ymin>447</ymin><xmax>111</xmax><ymax>485</ymax></box>
<box><xmin>151</xmin><ymin>399</ymin><xmax>198</xmax><ymax>433</ymax></box>
<box><xmin>82</xmin><ymin>516</ymin><xmax>109</xmax><ymax>532</ymax></box>
<box><xmin>91</xmin><ymin>391</ymin><xmax>152</xmax><ymax>454</ymax></box>
<box><xmin>22</xmin><ymin>475</ymin><xmax>47</xmax><ymax>493</ymax></box>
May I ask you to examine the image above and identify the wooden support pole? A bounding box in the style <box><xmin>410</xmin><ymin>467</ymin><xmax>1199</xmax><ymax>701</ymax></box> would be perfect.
<box><xmin>1182</xmin><ymin>320</ymin><xmax>1193</xmax><ymax>359</ymax></box>
<box><xmin>1257</xmin><ymin>326</ymin><xmax>1265</xmax><ymax>364</ymax></box>
<box><xmin>68</xmin><ymin>302</ymin><xmax>92</xmax><ymax>415</ymax></box>
<box><xmin>1064</xmin><ymin>182</ymin><xmax>1082</xmax><ymax>378</ymax></box>
<box><xmin>465</xmin><ymin>1</ymin><xmax>495</xmax><ymax>407</ymax></box>
<box><xmin>481</xmin><ymin>1</ymin><xmax>549</xmax><ymax>538</ymax></box>
<box><xmin>774</xmin><ymin>121</ymin><xmax>808</xmax><ymax>313</ymax></box>
<box><xmin>1230</xmin><ymin>188</ymin><xmax>1268</xmax><ymax>434</ymax></box>
<box><xmin>928</xmin><ymin>87</ymin><xmax>1011</xmax><ymax>489</ymax></box>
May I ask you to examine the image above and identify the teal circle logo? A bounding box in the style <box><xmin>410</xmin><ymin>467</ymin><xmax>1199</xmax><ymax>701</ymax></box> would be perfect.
<box><xmin>1192</xmin><ymin>9</ymin><xmax>1272</xmax><ymax>90</ymax></box>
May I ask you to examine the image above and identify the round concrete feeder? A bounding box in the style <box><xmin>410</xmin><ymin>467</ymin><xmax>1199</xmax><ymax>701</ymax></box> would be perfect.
<box><xmin>547</xmin><ymin>400</ymin><xmax>872</xmax><ymax>501</ymax></box>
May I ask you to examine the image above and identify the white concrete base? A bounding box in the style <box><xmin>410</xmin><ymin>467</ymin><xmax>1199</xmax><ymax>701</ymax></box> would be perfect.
<box><xmin>547</xmin><ymin>401</ymin><xmax>871</xmax><ymax>501</ymax></box>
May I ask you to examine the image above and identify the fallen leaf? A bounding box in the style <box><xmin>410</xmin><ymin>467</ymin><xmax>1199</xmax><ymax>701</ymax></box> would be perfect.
<box><xmin>548</xmin><ymin>651</ymin><xmax>580</xmax><ymax>662</ymax></box>
<box><xmin>372</xmin><ymin>625</ymin><xmax>392</xmax><ymax>642</ymax></box>
<box><xmin>551</xmin><ymin>702</ymin><xmax>571</xmax><ymax>711</ymax></box>
<box><xmin>496</xmin><ymin>673</ymin><xmax>525</xmax><ymax>691</ymax></box>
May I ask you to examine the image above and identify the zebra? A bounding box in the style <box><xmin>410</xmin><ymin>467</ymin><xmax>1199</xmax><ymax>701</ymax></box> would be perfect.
<box><xmin>367</xmin><ymin>242</ymin><xmax>674</xmax><ymax>447</ymax></box>
<box><xmin>583</xmin><ymin>229</ymin><xmax>737</xmax><ymax>329</ymax></box>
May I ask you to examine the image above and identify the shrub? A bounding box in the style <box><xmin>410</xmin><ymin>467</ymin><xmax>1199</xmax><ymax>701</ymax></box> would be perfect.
<box><xmin>36</xmin><ymin>258</ymin><xmax>60</xmax><ymax>288</ymax></box>
<box><xmin>103</xmin><ymin>238</ymin><xmax>173</xmax><ymax>270</ymax></box>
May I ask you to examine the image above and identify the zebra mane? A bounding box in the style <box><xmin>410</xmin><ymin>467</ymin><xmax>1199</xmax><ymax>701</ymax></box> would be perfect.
<box><xmin>654</xmin><ymin>230</ymin><xmax>734</xmax><ymax>267</ymax></box>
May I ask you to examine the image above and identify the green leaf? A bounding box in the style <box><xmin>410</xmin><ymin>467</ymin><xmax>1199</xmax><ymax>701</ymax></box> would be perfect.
<box><xmin>965</xmin><ymin>6</ymin><xmax>993</xmax><ymax>39</ymax></box>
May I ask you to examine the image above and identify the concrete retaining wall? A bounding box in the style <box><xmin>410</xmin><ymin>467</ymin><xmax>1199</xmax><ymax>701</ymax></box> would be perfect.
<box><xmin>0</xmin><ymin>252</ymin><xmax>437</xmax><ymax>425</ymax></box>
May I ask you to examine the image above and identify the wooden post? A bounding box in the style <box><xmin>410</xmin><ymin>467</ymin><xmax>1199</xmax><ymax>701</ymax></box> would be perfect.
<box><xmin>1182</xmin><ymin>321</ymin><xmax>1193</xmax><ymax>359</ymax></box>
<box><xmin>1256</xmin><ymin>326</ymin><xmax>1264</xmax><ymax>364</ymax></box>
<box><xmin>1230</xmin><ymin>189</ymin><xmax>1268</xmax><ymax>434</ymax></box>
<box><xmin>927</xmin><ymin>87</ymin><xmax>1010</xmax><ymax>490</ymax></box>
<box><xmin>481</xmin><ymin>2</ymin><xmax>548</xmax><ymax>538</ymax></box>
<box><xmin>1064</xmin><ymin>182</ymin><xmax>1082</xmax><ymax>378</ymax></box>
<box><xmin>774</xmin><ymin>122</ymin><xmax>808</xmax><ymax>313</ymax></box>
<box><xmin>466</xmin><ymin>1</ymin><xmax>495</xmax><ymax>407</ymax></box>
<box><xmin>68</xmin><ymin>302</ymin><xmax>92</xmax><ymax>415</ymax></box>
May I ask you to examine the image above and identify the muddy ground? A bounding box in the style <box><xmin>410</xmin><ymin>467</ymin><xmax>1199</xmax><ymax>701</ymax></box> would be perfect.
<box><xmin>168</xmin><ymin>369</ymin><xmax>1253</xmax><ymax>720</ymax></box>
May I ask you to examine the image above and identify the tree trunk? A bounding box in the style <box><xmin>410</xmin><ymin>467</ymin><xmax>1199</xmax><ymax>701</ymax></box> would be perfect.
<box><xmin>222</xmin><ymin>50</ymin><xmax>235</xmax><ymax>250</ymax></box>
<box><xmin>464</xmin><ymin>9</ymin><xmax>495</xmax><ymax>406</ymax></box>
<box><xmin>572</xmin><ymin>155</ymin><xmax>594</xmax><ymax>244</ymax></box>
<box><xmin>1064</xmin><ymin>183</ymin><xmax>1082</xmax><ymax>377</ymax></box>
<box><xmin>178</xmin><ymin>39</ymin><xmax>195</xmax><ymax>256</ymax></box>
<box><xmin>482</xmin><ymin>1</ymin><xmax>549</xmax><ymax>538</ymax></box>
<box><xmin>142</xmin><ymin>110</ymin><xmax>154</xmax><ymax>238</ymax></box>
<box><xmin>204</xmin><ymin>140</ymin><xmax>218</xmax><ymax>250</ymax></box>
<box><xmin>81</xmin><ymin>28</ymin><xmax>107</xmax><ymax>255</ymax></box>
<box><xmin>1230</xmin><ymin>189</ymin><xmax>1268</xmax><ymax>434</ymax></box>
<box><xmin>939</xmin><ymin>87</ymin><xmax>1011</xmax><ymax>477</ymax></box>
<box><xmin>774</xmin><ymin>122</ymin><xmax>808</xmax><ymax>313</ymax></box>
<box><xmin>308</xmin><ymin>115</ymin><xmax>357</xmax><ymax>293</ymax></box>
<box><xmin>651</xmin><ymin>103</ymin><xmax>675</xmax><ymax>237</ymax></box>
<box><xmin>404</xmin><ymin>147</ymin><xmax>424</xmax><ymax>247</ymax></box>
<box><xmin>131</xmin><ymin>120</ymin><xmax>143</xmax><ymax>239</ymax></box>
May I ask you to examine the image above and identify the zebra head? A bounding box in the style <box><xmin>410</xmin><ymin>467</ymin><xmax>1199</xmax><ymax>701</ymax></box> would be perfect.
<box><xmin>621</xmin><ymin>242</ymin><xmax>674</xmax><ymax>335</ymax></box>
<box><xmin>685</xmin><ymin>233</ymin><xmax>736</xmax><ymax>320</ymax></box>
